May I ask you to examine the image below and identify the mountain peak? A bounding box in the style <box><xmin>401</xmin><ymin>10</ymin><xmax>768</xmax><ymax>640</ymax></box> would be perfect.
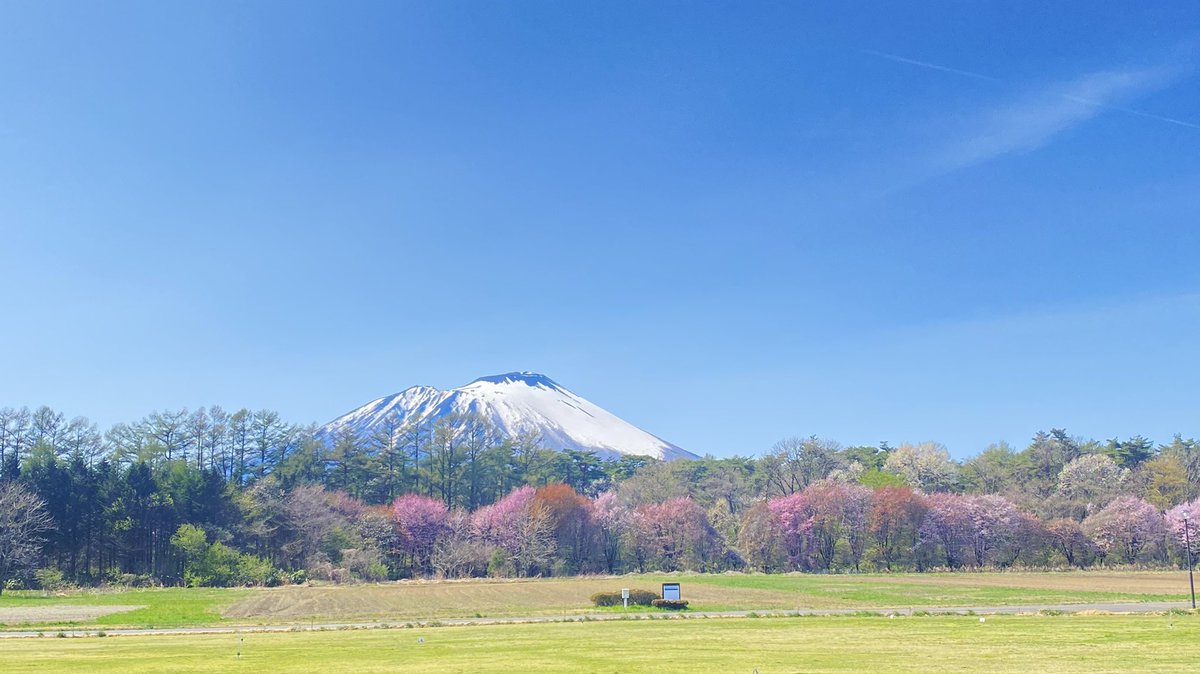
<box><xmin>468</xmin><ymin>372</ymin><xmax>563</xmax><ymax>390</ymax></box>
<box><xmin>322</xmin><ymin>372</ymin><xmax>695</xmax><ymax>461</ymax></box>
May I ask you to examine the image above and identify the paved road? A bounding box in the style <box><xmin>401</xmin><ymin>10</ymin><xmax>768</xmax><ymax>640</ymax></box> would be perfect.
<box><xmin>0</xmin><ymin>601</ymin><xmax>1191</xmax><ymax>640</ymax></box>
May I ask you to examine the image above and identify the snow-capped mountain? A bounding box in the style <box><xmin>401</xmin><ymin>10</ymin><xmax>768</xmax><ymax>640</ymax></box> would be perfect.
<box><xmin>321</xmin><ymin>372</ymin><xmax>695</xmax><ymax>461</ymax></box>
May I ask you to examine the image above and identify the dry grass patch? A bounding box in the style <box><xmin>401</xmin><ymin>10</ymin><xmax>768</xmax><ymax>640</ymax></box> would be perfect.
<box><xmin>224</xmin><ymin>577</ymin><xmax>632</xmax><ymax>621</ymax></box>
<box><xmin>0</xmin><ymin>605</ymin><xmax>145</xmax><ymax>624</ymax></box>
<box><xmin>889</xmin><ymin>571</ymin><xmax>1189</xmax><ymax>594</ymax></box>
<box><xmin>222</xmin><ymin>570</ymin><xmax>1186</xmax><ymax>622</ymax></box>
<box><xmin>223</xmin><ymin>576</ymin><xmax>796</xmax><ymax>621</ymax></box>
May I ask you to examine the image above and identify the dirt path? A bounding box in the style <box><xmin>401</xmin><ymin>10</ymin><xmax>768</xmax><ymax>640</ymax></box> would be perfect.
<box><xmin>0</xmin><ymin>600</ymin><xmax>1190</xmax><ymax>639</ymax></box>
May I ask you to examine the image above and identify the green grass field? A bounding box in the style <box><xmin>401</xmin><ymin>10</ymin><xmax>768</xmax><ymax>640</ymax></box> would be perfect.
<box><xmin>0</xmin><ymin>571</ymin><xmax>1190</xmax><ymax>629</ymax></box>
<box><xmin>0</xmin><ymin>588</ymin><xmax>246</xmax><ymax>629</ymax></box>
<box><xmin>2</xmin><ymin>613</ymin><xmax>1197</xmax><ymax>673</ymax></box>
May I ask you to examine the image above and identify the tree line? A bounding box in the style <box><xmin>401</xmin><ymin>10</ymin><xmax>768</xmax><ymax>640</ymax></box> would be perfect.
<box><xmin>1</xmin><ymin>404</ymin><xmax>1198</xmax><ymax>591</ymax></box>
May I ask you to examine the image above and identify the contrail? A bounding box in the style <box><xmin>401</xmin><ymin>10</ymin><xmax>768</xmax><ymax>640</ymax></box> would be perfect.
<box><xmin>861</xmin><ymin>49</ymin><xmax>1001</xmax><ymax>83</ymax></box>
<box><xmin>863</xmin><ymin>49</ymin><xmax>1200</xmax><ymax>131</ymax></box>
<box><xmin>1060</xmin><ymin>94</ymin><xmax>1200</xmax><ymax>130</ymax></box>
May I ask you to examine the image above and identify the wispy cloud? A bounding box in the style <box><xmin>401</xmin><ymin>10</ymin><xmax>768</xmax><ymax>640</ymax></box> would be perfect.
<box><xmin>938</xmin><ymin>65</ymin><xmax>1188</xmax><ymax>171</ymax></box>
<box><xmin>862</xmin><ymin>50</ymin><xmax>1197</xmax><ymax>176</ymax></box>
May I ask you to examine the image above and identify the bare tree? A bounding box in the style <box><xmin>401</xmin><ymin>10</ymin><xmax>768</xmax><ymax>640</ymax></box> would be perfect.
<box><xmin>188</xmin><ymin>408</ymin><xmax>212</xmax><ymax>471</ymax></box>
<box><xmin>227</xmin><ymin>409</ymin><xmax>252</xmax><ymax>484</ymax></box>
<box><xmin>105</xmin><ymin>421</ymin><xmax>151</xmax><ymax>465</ymax></box>
<box><xmin>29</xmin><ymin>406</ymin><xmax>65</xmax><ymax>451</ymax></box>
<box><xmin>62</xmin><ymin>416</ymin><xmax>103</xmax><ymax>465</ymax></box>
<box><xmin>0</xmin><ymin>483</ymin><xmax>54</xmax><ymax>595</ymax></box>
<box><xmin>207</xmin><ymin>406</ymin><xmax>230</xmax><ymax>475</ymax></box>
<box><xmin>0</xmin><ymin>407</ymin><xmax>32</xmax><ymax>472</ymax></box>
<box><xmin>147</xmin><ymin>409</ymin><xmax>192</xmax><ymax>463</ymax></box>
<box><xmin>251</xmin><ymin>409</ymin><xmax>290</xmax><ymax>479</ymax></box>
<box><xmin>764</xmin><ymin>436</ymin><xmax>845</xmax><ymax>496</ymax></box>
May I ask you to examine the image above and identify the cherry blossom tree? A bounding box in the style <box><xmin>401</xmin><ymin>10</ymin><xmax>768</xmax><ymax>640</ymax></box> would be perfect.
<box><xmin>1044</xmin><ymin>518</ymin><xmax>1098</xmax><ymax>568</ymax></box>
<box><xmin>837</xmin><ymin>483</ymin><xmax>872</xmax><ymax>571</ymax></box>
<box><xmin>1165</xmin><ymin>499</ymin><xmax>1200</xmax><ymax>561</ymax></box>
<box><xmin>471</xmin><ymin>486</ymin><xmax>556</xmax><ymax>576</ymax></box>
<box><xmin>431</xmin><ymin>508</ymin><xmax>491</xmax><ymax>578</ymax></box>
<box><xmin>767</xmin><ymin>490</ymin><xmax>814</xmax><ymax>570</ymax></box>
<box><xmin>632</xmin><ymin>497</ymin><xmax>719</xmax><ymax>572</ymax></box>
<box><xmin>868</xmin><ymin>486</ymin><xmax>928</xmax><ymax>570</ymax></box>
<box><xmin>1056</xmin><ymin>454</ymin><xmax>1127</xmax><ymax>507</ymax></box>
<box><xmin>919</xmin><ymin>493</ymin><xmax>973</xmax><ymax>568</ymax></box>
<box><xmin>963</xmin><ymin>494</ymin><xmax>1024</xmax><ymax>567</ymax></box>
<box><xmin>592</xmin><ymin>492</ymin><xmax>630</xmax><ymax>573</ymax></box>
<box><xmin>472</xmin><ymin>486</ymin><xmax>536</xmax><ymax>552</ymax></box>
<box><xmin>534</xmin><ymin>484</ymin><xmax>595</xmax><ymax>574</ymax></box>
<box><xmin>885</xmin><ymin>442</ymin><xmax>958</xmax><ymax>492</ymax></box>
<box><xmin>764</xmin><ymin>480</ymin><xmax>870</xmax><ymax>571</ymax></box>
<box><xmin>391</xmin><ymin>494</ymin><xmax>450</xmax><ymax>575</ymax></box>
<box><xmin>1082</xmin><ymin>496</ymin><xmax>1165</xmax><ymax>564</ymax></box>
<box><xmin>738</xmin><ymin>500</ymin><xmax>786</xmax><ymax>572</ymax></box>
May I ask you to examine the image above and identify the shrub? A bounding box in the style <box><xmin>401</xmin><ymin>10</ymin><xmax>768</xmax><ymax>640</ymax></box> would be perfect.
<box><xmin>364</xmin><ymin>562</ymin><xmax>390</xmax><ymax>582</ymax></box>
<box><xmin>108</xmin><ymin>573</ymin><xmax>157</xmax><ymax>588</ymax></box>
<box><xmin>487</xmin><ymin>549</ymin><xmax>514</xmax><ymax>578</ymax></box>
<box><xmin>651</xmin><ymin>599</ymin><xmax>689</xmax><ymax>610</ymax></box>
<box><xmin>628</xmin><ymin>589</ymin><xmax>657</xmax><ymax>606</ymax></box>
<box><xmin>235</xmin><ymin>553</ymin><xmax>276</xmax><ymax>586</ymax></box>
<box><xmin>590</xmin><ymin>591</ymin><xmax>622</xmax><ymax>607</ymax></box>
<box><xmin>34</xmin><ymin>568</ymin><xmax>68</xmax><ymax>592</ymax></box>
<box><xmin>591</xmin><ymin>589</ymin><xmax>659</xmax><ymax>607</ymax></box>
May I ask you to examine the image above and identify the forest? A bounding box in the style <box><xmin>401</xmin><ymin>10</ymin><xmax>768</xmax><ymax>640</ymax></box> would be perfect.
<box><xmin>0</xmin><ymin>404</ymin><xmax>1198</xmax><ymax>591</ymax></box>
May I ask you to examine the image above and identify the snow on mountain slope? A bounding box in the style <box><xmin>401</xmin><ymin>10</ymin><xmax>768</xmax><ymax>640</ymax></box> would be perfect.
<box><xmin>321</xmin><ymin>372</ymin><xmax>695</xmax><ymax>461</ymax></box>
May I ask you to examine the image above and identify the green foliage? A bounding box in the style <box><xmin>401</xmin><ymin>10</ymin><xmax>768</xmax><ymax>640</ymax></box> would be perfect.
<box><xmin>170</xmin><ymin>524</ymin><xmax>208</xmax><ymax>563</ymax></box>
<box><xmin>171</xmin><ymin>524</ymin><xmax>279</xmax><ymax>587</ymax></box>
<box><xmin>844</xmin><ymin>445</ymin><xmax>889</xmax><ymax>472</ymax></box>
<box><xmin>1105</xmin><ymin>435</ymin><xmax>1156</xmax><ymax>469</ymax></box>
<box><xmin>487</xmin><ymin>548</ymin><xmax>515</xmax><ymax>578</ymax></box>
<box><xmin>34</xmin><ymin>568</ymin><xmax>69</xmax><ymax>592</ymax></box>
<box><xmin>8</xmin><ymin>399</ymin><xmax>1200</xmax><ymax>588</ymax></box>
<box><xmin>322</xmin><ymin>526</ymin><xmax>357</xmax><ymax>564</ymax></box>
<box><xmin>857</xmin><ymin>468</ymin><xmax>907</xmax><ymax>488</ymax></box>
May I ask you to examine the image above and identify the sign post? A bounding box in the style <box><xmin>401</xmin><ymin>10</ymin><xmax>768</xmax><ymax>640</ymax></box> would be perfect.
<box><xmin>621</xmin><ymin>588</ymin><xmax>630</xmax><ymax>609</ymax></box>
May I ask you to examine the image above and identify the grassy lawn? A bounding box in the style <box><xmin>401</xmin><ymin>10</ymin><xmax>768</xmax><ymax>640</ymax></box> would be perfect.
<box><xmin>2</xmin><ymin>613</ymin><xmax>1197</xmax><ymax>673</ymax></box>
<box><xmin>0</xmin><ymin>588</ymin><xmax>245</xmax><ymax>629</ymax></box>
<box><xmin>0</xmin><ymin>571</ymin><xmax>1189</xmax><ymax>629</ymax></box>
<box><xmin>674</xmin><ymin>571</ymin><xmax>1186</xmax><ymax>610</ymax></box>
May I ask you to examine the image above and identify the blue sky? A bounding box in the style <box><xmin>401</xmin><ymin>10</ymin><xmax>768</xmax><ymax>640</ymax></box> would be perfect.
<box><xmin>1</xmin><ymin>2</ymin><xmax>1198</xmax><ymax>458</ymax></box>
